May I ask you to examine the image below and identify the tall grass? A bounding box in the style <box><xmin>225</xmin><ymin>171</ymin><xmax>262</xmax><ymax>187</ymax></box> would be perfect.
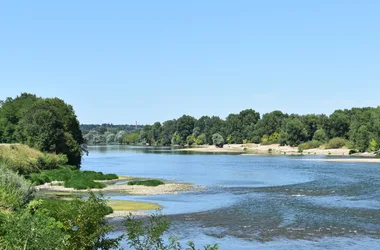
<box><xmin>0</xmin><ymin>144</ymin><xmax>67</xmax><ymax>174</ymax></box>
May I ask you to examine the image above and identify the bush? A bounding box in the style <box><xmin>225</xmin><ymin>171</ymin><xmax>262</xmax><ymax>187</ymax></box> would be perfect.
<box><xmin>0</xmin><ymin>209</ymin><xmax>69</xmax><ymax>250</ymax></box>
<box><xmin>64</xmin><ymin>176</ymin><xmax>106</xmax><ymax>189</ymax></box>
<box><xmin>33</xmin><ymin>193</ymin><xmax>120</xmax><ymax>249</ymax></box>
<box><xmin>28</xmin><ymin>166</ymin><xmax>118</xmax><ymax>189</ymax></box>
<box><xmin>36</xmin><ymin>153</ymin><xmax>68</xmax><ymax>170</ymax></box>
<box><xmin>298</xmin><ymin>140</ymin><xmax>322</xmax><ymax>151</ymax></box>
<box><xmin>349</xmin><ymin>149</ymin><xmax>358</xmax><ymax>155</ymax></box>
<box><xmin>0</xmin><ymin>164</ymin><xmax>35</xmax><ymax>210</ymax></box>
<box><xmin>325</xmin><ymin>137</ymin><xmax>347</xmax><ymax>149</ymax></box>
<box><xmin>128</xmin><ymin>180</ymin><xmax>165</xmax><ymax>187</ymax></box>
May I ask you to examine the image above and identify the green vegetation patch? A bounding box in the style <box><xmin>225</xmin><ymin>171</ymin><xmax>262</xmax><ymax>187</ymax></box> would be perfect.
<box><xmin>325</xmin><ymin>137</ymin><xmax>347</xmax><ymax>149</ymax></box>
<box><xmin>0</xmin><ymin>163</ymin><xmax>35</xmax><ymax>211</ymax></box>
<box><xmin>127</xmin><ymin>179</ymin><xmax>165</xmax><ymax>187</ymax></box>
<box><xmin>298</xmin><ymin>140</ymin><xmax>322</xmax><ymax>151</ymax></box>
<box><xmin>28</xmin><ymin>166</ymin><xmax>118</xmax><ymax>190</ymax></box>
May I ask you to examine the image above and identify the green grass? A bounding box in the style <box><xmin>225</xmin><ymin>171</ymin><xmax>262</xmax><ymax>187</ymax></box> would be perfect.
<box><xmin>127</xmin><ymin>179</ymin><xmax>165</xmax><ymax>187</ymax></box>
<box><xmin>28</xmin><ymin>167</ymin><xmax>118</xmax><ymax>190</ymax></box>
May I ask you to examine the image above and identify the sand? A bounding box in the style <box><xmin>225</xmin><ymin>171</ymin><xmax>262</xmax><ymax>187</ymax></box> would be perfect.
<box><xmin>301</xmin><ymin>158</ymin><xmax>380</xmax><ymax>163</ymax></box>
<box><xmin>36</xmin><ymin>181</ymin><xmax>197</xmax><ymax>195</ymax></box>
<box><xmin>177</xmin><ymin>143</ymin><xmax>351</xmax><ymax>156</ymax></box>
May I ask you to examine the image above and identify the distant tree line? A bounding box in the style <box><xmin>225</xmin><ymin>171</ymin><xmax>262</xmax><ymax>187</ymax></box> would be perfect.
<box><xmin>80</xmin><ymin>124</ymin><xmax>144</xmax><ymax>135</ymax></box>
<box><xmin>0</xmin><ymin>93</ymin><xmax>84</xmax><ymax>167</ymax></box>
<box><xmin>83</xmin><ymin>107</ymin><xmax>380</xmax><ymax>152</ymax></box>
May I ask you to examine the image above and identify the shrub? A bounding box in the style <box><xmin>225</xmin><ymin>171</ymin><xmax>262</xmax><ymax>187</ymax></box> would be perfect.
<box><xmin>28</xmin><ymin>166</ymin><xmax>118</xmax><ymax>189</ymax></box>
<box><xmin>268</xmin><ymin>148</ymin><xmax>273</xmax><ymax>153</ymax></box>
<box><xmin>325</xmin><ymin>137</ymin><xmax>347</xmax><ymax>149</ymax></box>
<box><xmin>260</xmin><ymin>135</ymin><xmax>270</xmax><ymax>145</ymax></box>
<box><xmin>125</xmin><ymin>211</ymin><xmax>219</xmax><ymax>250</ymax></box>
<box><xmin>64</xmin><ymin>176</ymin><xmax>106</xmax><ymax>189</ymax></box>
<box><xmin>36</xmin><ymin>193</ymin><xmax>120</xmax><ymax>249</ymax></box>
<box><xmin>349</xmin><ymin>149</ymin><xmax>358</xmax><ymax>155</ymax></box>
<box><xmin>0</xmin><ymin>209</ymin><xmax>69</xmax><ymax>250</ymax></box>
<box><xmin>36</xmin><ymin>153</ymin><xmax>68</xmax><ymax>170</ymax></box>
<box><xmin>298</xmin><ymin>140</ymin><xmax>322</xmax><ymax>151</ymax></box>
<box><xmin>0</xmin><ymin>164</ymin><xmax>35</xmax><ymax>210</ymax></box>
<box><xmin>128</xmin><ymin>180</ymin><xmax>164</xmax><ymax>187</ymax></box>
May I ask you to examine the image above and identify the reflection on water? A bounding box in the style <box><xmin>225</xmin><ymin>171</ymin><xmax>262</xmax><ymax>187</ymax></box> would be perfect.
<box><xmin>83</xmin><ymin>145</ymin><xmax>380</xmax><ymax>250</ymax></box>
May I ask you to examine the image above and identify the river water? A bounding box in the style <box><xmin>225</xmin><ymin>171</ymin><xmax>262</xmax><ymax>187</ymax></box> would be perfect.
<box><xmin>82</xmin><ymin>145</ymin><xmax>380</xmax><ymax>249</ymax></box>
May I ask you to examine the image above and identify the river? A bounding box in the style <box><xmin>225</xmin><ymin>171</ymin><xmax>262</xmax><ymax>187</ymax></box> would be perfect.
<box><xmin>82</xmin><ymin>145</ymin><xmax>380</xmax><ymax>250</ymax></box>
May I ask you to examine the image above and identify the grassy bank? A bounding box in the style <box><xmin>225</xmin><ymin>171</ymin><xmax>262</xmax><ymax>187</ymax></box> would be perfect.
<box><xmin>0</xmin><ymin>144</ymin><xmax>68</xmax><ymax>174</ymax></box>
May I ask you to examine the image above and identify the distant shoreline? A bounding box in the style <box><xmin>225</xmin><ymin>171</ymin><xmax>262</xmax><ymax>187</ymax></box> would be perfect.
<box><xmin>176</xmin><ymin>144</ymin><xmax>380</xmax><ymax>162</ymax></box>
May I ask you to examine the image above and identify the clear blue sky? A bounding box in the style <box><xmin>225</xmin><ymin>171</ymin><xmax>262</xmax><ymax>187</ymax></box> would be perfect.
<box><xmin>1</xmin><ymin>1</ymin><xmax>379</xmax><ymax>125</ymax></box>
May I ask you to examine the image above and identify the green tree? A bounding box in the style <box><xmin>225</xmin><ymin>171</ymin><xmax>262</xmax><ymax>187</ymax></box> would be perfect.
<box><xmin>176</xmin><ymin>115</ymin><xmax>196</xmax><ymax>145</ymax></box>
<box><xmin>160</xmin><ymin>120</ymin><xmax>177</xmax><ymax>146</ymax></box>
<box><xmin>328</xmin><ymin>110</ymin><xmax>350</xmax><ymax>139</ymax></box>
<box><xmin>123</xmin><ymin>132</ymin><xmax>140</xmax><ymax>144</ymax></box>
<box><xmin>171</xmin><ymin>132</ymin><xmax>182</xmax><ymax>145</ymax></box>
<box><xmin>196</xmin><ymin>133</ymin><xmax>207</xmax><ymax>145</ymax></box>
<box><xmin>369</xmin><ymin>138</ymin><xmax>377</xmax><ymax>151</ymax></box>
<box><xmin>17</xmin><ymin>103</ymin><xmax>65</xmax><ymax>153</ymax></box>
<box><xmin>252</xmin><ymin>111</ymin><xmax>286</xmax><ymax>143</ymax></box>
<box><xmin>284</xmin><ymin>118</ymin><xmax>308</xmax><ymax>146</ymax></box>
<box><xmin>212</xmin><ymin>133</ymin><xmax>224</xmax><ymax>148</ymax></box>
<box><xmin>186</xmin><ymin>135</ymin><xmax>196</xmax><ymax>146</ymax></box>
<box><xmin>313</xmin><ymin>129</ymin><xmax>327</xmax><ymax>142</ymax></box>
<box><xmin>356</xmin><ymin>125</ymin><xmax>370</xmax><ymax>152</ymax></box>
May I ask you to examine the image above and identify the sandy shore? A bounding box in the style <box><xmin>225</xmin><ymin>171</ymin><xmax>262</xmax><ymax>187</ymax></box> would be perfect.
<box><xmin>177</xmin><ymin>143</ymin><xmax>352</xmax><ymax>156</ymax></box>
<box><xmin>300</xmin><ymin>158</ymin><xmax>380</xmax><ymax>163</ymax></box>
<box><xmin>106</xmin><ymin>210</ymin><xmax>148</xmax><ymax>218</ymax></box>
<box><xmin>36</xmin><ymin>181</ymin><xmax>197</xmax><ymax>195</ymax></box>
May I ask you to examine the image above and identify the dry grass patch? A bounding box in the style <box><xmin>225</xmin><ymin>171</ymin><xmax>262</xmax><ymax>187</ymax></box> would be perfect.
<box><xmin>107</xmin><ymin>200</ymin><xmax>160</xmax><ymax>211</ymax></box>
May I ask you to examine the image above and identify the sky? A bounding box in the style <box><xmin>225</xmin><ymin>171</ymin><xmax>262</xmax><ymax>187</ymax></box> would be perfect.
<box><xmin>1</xmin><ymin>1</ymin><xmax>380</xmax><ymax>125</ymax></box>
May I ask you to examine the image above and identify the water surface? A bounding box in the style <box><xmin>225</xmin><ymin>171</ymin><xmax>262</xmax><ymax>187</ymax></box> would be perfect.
<box><xmin>83</xmin><ymin>145</ymin><xmax>380</xmax><ymax>249</ymax></box>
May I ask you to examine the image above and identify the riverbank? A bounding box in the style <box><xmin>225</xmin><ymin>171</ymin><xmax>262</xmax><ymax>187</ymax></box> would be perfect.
<box><xmin>300</xmin><ymin>158</ymin><xmax>380</xmax><ymax>163</ymax></box>
<box><xmin>177</xmin><ymin>143</ymin><xmax>352</xmax><ymax>156</ymax></box>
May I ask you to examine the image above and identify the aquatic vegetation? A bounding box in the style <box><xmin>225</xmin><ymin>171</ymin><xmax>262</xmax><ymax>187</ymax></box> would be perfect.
<box><xmin>127</xmin><ymin>179</ymin><xmax>165</xmax><ymax>187</ymax></box>
<box><xmin>29</xmin><ymin>166</ymin><xmax>118</xmax><ymax>189</ymax></box>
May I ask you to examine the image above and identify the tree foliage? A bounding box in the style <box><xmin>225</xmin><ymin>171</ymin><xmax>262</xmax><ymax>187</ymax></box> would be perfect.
<box><xmin>0</xmin><ymin>94</ymin><xmax>84</xmax><ymax>167</ymax></box>
<box><xmin>80</xmin><ymin>106</ymin><xmax>380</xmax><ymax>152</ymax></box>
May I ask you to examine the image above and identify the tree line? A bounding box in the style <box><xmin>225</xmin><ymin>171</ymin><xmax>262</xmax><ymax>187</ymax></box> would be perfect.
<box><xmin>0</xmin><ymin>93</ymin><xmax>84</xmax><ymax>166</ymax></box>
<box><xmin>84</xmin><ymin>107</ymin><xmax>380</xmax><ymax>152</ymax></box>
